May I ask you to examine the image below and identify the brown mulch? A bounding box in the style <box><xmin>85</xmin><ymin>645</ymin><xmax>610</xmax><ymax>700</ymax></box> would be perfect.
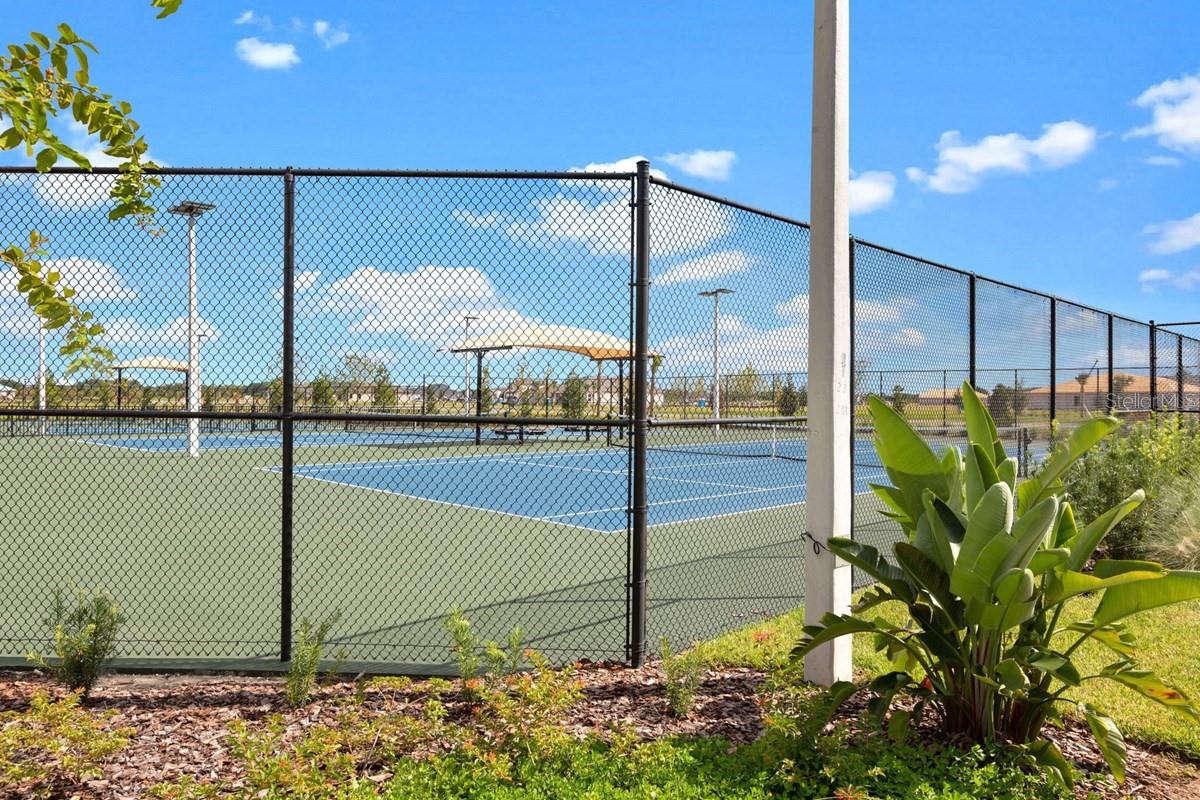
<box><xmin>1</xmin><ymin>665</ymin><xmax>1197</xmax><ymax>800</ymax></box>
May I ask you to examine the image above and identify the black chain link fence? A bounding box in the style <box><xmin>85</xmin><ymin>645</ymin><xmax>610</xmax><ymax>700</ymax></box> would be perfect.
<box><xmin>1</xmin><ymin>164</ymin><xmax>1196</xmax><ymax>672</ymax></box>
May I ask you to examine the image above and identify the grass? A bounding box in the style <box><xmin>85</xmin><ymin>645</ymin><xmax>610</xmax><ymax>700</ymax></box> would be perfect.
<box><xmin>694</xmin><ymin>594</ymin><xmax>1200</xmax><ymax>755</ymax></box>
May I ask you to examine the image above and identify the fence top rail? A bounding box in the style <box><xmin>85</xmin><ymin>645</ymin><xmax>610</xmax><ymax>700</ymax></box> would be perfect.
<box><xmin>0</xmin><ymin>166</ymin><xmax>637</xmax><ymax>180</ymax></box>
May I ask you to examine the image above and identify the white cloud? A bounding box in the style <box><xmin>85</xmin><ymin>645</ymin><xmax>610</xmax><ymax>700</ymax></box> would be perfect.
<box><xmin>890</xmin><ymin>328</ymin><xmax>926</xmax><ymax>347</ymax></box>
<box><xmin>1138</xmin><ymin>267</ymin><xmax>1200</xmax><ymax>293</ymax></box>
<box><xmin>849</xmin><ymin>170</ymin><xmax>896</xmax><ymax>214</ymax></box>
<box><xmin>234</xmin><ymin>10</ymin><xmax>255</xmax><ymax>24</ymax></box>
<box><xmin>323</xmin><ymin>265</ymin><xmax>535</xmax><ymax>343</ymax></box>
<box><xmin>1126</xmin><ymin>72</ymin><xmax>1200</xmax><ymax>156</ymax></box>
<box><xmin>1144</xmin><ymin>155</ymin><xmax>1183</xmax><ymax>167</ymax></box>
<box><xmin>659</xmin><ymin>150</ymin><xmax>737</xmax><ymax>181</ymax></box>
<box><xmin>658</xmin><ymin>317</ymin><xmax>809</xmax><ymax>373</ymax></box>
<box><xmin>1097</xmin><ymin>178</ymin><xmax>1119</xmax><ymax>191</ymax></box>
<box><xmin>105</xmin><ymin>316</ymin><xmax>221</xmax><ymax>345</ymax></box>
<box><xmin>906</xmin><ymin>121</ymin><xmax>1097</xmax><ymax>193</ymax></box>
<box><xmin>236</xmin><ymin>37</ymin><xmax>300</xmax><ymax>70</ymax></box>
<box><xmin>455</xmin><ymin>186</ymin><xmax>732</xmax><ymax>258</ymax></box>
<box><xmin>570</xmin><ymin>155</ymin><xmax>668</xmax><ymax>181</ymax></box>
<box><xmin>273</xmin><ymin>270</ymin><xmax>321</xmax><ymax>300</ymax></box>
<box><xmin>1143</xmin><ymin>212</ymin><xmax>1200</xmax><ymax>255</ymax></box>
<box><xmin>1</xmin><ymin>257</ymin><xmax>136</xmax><ymax>303</ymax></box>
<box><xmin>656</xmin><ymin>250</ymin><xmax>751</xmax><ymax>287</ymax></box>
<box><xmin>313</xmin><ymin>20</ymin><xmax>350</xmax><ymax>48</ymax></box>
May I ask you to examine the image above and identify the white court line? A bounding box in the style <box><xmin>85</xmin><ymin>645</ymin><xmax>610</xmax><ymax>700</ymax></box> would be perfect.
<box><xmin>276</xmin><ymin>445</ymin><xmax>623</xmax><ymax>472</ymax></box>
<box><xmin>74</xmin><ymin>438</ymin><xmax>165</xmax><ymax>453</ymax></box>
<box><xmin>286</xmin><ymin>471</ymin><xmax>613</xmax><ymax>535</ymax></box>
<box><xmin>541</xmin><ymin>481</ymin><xmax>809</xmax><ymax>520</ymax></box>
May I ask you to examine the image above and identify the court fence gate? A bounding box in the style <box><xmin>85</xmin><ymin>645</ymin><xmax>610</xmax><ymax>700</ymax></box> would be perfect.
<box><xmin>0</xmin><ymin>162</ymin><xmax>1196</xmax><ymax>673</ymax></box>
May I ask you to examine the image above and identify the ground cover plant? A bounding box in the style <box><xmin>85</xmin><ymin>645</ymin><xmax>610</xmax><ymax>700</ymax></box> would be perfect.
<box><xmin>793</xmin><ymin>383</ymin><xmax>1200</xmax><ymax>788</ymax></box>
<box><xmin>25</xmin><ymin>587</ymin><xmax>123</xmax><ymax>696</ymax></box>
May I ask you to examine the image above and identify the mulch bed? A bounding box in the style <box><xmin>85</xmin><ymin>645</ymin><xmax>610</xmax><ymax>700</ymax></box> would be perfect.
<box><xmin>1</xmin><ymin>664</ymin><xmax>1197</xmax><ymax>799</ymax></box>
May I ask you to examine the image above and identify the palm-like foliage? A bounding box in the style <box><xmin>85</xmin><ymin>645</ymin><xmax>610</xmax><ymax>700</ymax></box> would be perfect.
<box><xmin>794</xmin><ymin>381</ymin><xmax>1200</xmax><ymax>787</ymax></box>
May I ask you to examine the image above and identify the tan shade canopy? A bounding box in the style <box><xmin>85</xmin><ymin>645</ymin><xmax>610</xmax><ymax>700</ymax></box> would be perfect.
<box><xmin>112</xmin><ymin>356</ymin><xmax>189</xmax><ymax>373</ymax></box>
<box><xmin>448</xmin><ymin>324</ymin><xmax>657</xmax><ymax>361</ymax></box>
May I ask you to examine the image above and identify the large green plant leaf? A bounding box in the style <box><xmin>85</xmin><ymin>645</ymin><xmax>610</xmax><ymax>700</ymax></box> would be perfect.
<box><xmin>960</xmin><ymin>380</ymin><xmax>1005</xmax><ymax>466</ymax></box>
<box><xmin>1065</xmin><ymin>491</ymin><xmax>1145</xmax><ymax>571</ymax></box>
<box><xmin>964</xmin><ymin>443</ymin><xmax>1002</xmax><ymax>512</ymax></box>
<box><xmin>1093</xmin><ymin>570</ymin><xmax>1200</xmax><ymax>626</ymax></box>
<box><xmin>1047</xmin><ymin>568</ymin><xmax>1165</xmax><ymax>606</ymax></box>
<box><xmin>1018</xmin><ymin>417</ymin><xmax>1120</xmax><ymax>513</ymax></box>
<box><xmin>826</xmin><ymin>537</ymin><xmax>914</xmax><ymax>602</ymax></box>
<box><xmin>1081</xmin><ymin>704</ymin><xmax>1126</xmax><ymax>784</ymax></box>
<box><xmin>1102</xmin><ymin>668</ymin><xmax>1200</xmax><ymax>721</ymax></box>
<box><xmin>868</xmin><ymin>395</ymin><xmax>942</xmax><ymax>476</ymax></box>
<box><xmin>894</xmin><ymin>542</ymin><xmax>959</xmax><ymax>622</ymax></box>
<box><xmin>1027</xmin><ymin>739</ymin><xmax>1075</xmax><ymax>789</ymax></box>
<box><xmin>1067</xmin><ymin>622</ymin><xmax>1136</xmax><ymax>657</ymax></box>
<box><xmin>791</xmin><ymin>614</ymin><xmax>879</xmax><ymax>660</ymax></box>
<box><xmin>950</xmin><ymin>482</ymin><xmax>1013</xmax><ymax>605</ymax></box>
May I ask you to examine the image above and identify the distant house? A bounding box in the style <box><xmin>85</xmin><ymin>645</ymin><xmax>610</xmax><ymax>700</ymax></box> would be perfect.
<box><xmin>914</xmin><ymin>386</ymin><xmax>988</xmax><ymax>407</ymax></box>
<box><xmin>1025</xmin><ymin>372</ymin><xmax>1200</xmax><ymax>412</ymax></box>
<box><xmin>0</xmin><ymin>385</ymin><xmax>17</xmax><ymax>402</ymax></box>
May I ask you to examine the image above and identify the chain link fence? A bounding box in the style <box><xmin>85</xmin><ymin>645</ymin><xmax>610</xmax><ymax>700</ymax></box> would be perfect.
<box><xmin>1</xmin><ymin>164</ymin><xmax>1196</xmax><ymax>672</ymax></box>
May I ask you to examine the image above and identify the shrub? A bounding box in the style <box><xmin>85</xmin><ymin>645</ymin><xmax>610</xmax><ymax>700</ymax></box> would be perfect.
<box><xmin>26</xmin><ymin>587</ymin><xmax>123</xmax><ymax>695</ymax></box>
<box><xmin>1059</xmin><ymin>414</ymin><xmax>1200</xmax><ymax>559</ymax></box>
<box><xmin>1143</xmin><ymin>465</ymin><xmax>1200</xmax><ymax>570</ymax></box>
<box><xmin>0</xmin><ymin>691</ymin><xmax>133</xmax><ymax>797</ymax></box>
<box><xmin>793</xmin><ymin>382</ymin><xmax>1200</xmax><ymax>788</ymax></box>
<box><xmin>286</xmin><ymin>614</ymin><xmax>339</xmax><ymax>709</ymax></box>
<box><xmin>444</xmin><ymin>607</ymin><xmax>526</xmax><ymax>698</ymax></box>
<box><xmin>659</xmin><ymin>637</ymin><xmax>704</xmax><ymax>718</ymax></box>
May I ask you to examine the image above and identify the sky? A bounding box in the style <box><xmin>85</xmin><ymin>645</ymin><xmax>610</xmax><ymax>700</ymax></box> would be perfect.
<box><xmin>1</xmin><ymin>1</ymin><xmax>1199</xmax><ymax>389</ymax></box>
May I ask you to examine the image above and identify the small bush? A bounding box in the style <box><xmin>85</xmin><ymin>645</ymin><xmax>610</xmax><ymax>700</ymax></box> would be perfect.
<box><xmin>1059</xmin><ymin>414</ymin><xmax>1200</xmax><ymax>558</ymax></box>
<box><xmin>1144</xmin><ymin>465</ymin><xmax>1200</xmax><ymax>570</ymax></box>
<box><xmin>0</xmin><ymin>691</ymin><xmax>133</xmax><ymax>797</ymax></box>
<box><xmin>444</xmin><ymin>607</ymin><xmax>526</xmax><ymax>698</ymax></box>
<box><xmin>26</xmin><ymin>587</ymin><xmax>123</xmax><ymax>695</ymax></box>
<box><xmin>660</xmin><ymin>636</ymin><xmax>704</xmax><ymax>718</ymax></box>
<box><xmin>286</xmin><ymin>614</ymin><xmax>339</xmax><ymax>709</ymax></box>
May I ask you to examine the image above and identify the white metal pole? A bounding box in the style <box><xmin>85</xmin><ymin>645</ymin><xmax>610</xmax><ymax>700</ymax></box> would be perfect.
<box><xmin>187</xmin><ymin>214</ymin><xmax>201</xmax><ymax>458</ymax></box>
<box><xmin>804</xmin><ymin>0</ymin><xmax>853</xmax><ymax>685</ymax></box>
<box><xmin>712</xmin><ymin>292</ymin><xmax>721</xmax><ymax>432</ymax></box>
<box><xmin>462</xmin><ymin>316</ymin><xmax>476</xmax><ymax>416</ymax></box>
<box><xmin>37</xmin><ymin>318</ymin><xmax>46</xmax><ymax>436</ymax></box>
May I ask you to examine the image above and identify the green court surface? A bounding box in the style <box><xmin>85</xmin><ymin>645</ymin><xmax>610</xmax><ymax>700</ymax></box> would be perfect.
<box><xmin>0</xmin><ymin>431</ymin><xmax>872</xmax><ymax>672</ymax></box>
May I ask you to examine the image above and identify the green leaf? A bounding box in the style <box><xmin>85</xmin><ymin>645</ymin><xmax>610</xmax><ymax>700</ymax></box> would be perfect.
<box><xmin>1093</xmin><ymin>570</ymin><xmax>1200</xmax><ymax>626</ymax></box>
<box><xmin>35</xmin><ymin>147</ymin><xmax>58</xmax><ymax>171</ymax></box>
<box><xmin>790</xmin><ymin>614</ymin><xmax>879</xmax><ymax>661</ymax></box>
<box><xmin>30</xmin><ymin>31</ymin><xmax>51</xmax><ymax>49</ymax></box>
<box><xmin>995</xmin><ymin>659</ymin><xmax>1028</xmax><ymax>692</ymax></box>
<box><xmin>1093</xmin><ymin>559</ymin><xmax>1165</xmax><ymax>579</ymax></box>
<box><xmin>894</xmin><ymin>542</ymin><xmax>957</xmax><ymax>619</ymax></box>
<box><xmin>1081</xmin><ymin>704</ymin><xmax>1126</xmax><ymax>784</ymax></box>
<box><xmin>1067</xmin><ymin>622</ymin><xmax>1136</xmax><ymax>657</ymax></box>
<box><xmin>1020</xmin><ymin>417</ymin><xmax>1120</xmax><ymax>512</ymax></box>
<box><xmin>1027</xmin><ymin>739</ymin><xmax>1075</xmax><ymax>789</ymax></box>
<box><xmin>1027</xmin><ymin>650</ymin><xmax>1081</xmax><ymax>686</ymax></box>
<box><xmin>1066</xmin><ymin>491</ymin><xmax>1144</xmax><ymax>571</ymax></box>
<box><xmin>826</xmin><ymin>538</ymin><xmax>913</xmax><ymax>601</ymax></box>
<box><xmin>1103</xmin><ymin>667</ymin><xmax>1200</xmax><ymax>721</ymax></box>
<box><xmin>0</xmin><ymin>127</ymin><xmax>22</xmax><ymax>149</ymax></box>
<box><xmin>960</xmin><ymin>380</ymin><xmax>1002</xmax><ymax>463</ymax></box>
<box><xmin>887</xmin><ymin>708</ymin><xmax>913</xmax><ymax>743</ymax></box>
<box><xmin>1047</xmin><ymin>568</ymin><xmax>1165</xmax><ymax>606</ymax></box>
<box><xmin>950</xmin><ymin>482</ymin><xmax>1013</xmax><ymax>604</ymax></box>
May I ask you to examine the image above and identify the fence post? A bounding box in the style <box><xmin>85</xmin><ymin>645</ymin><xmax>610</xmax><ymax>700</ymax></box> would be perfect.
<box><xmin>1177</xmin><ymin>334</ymin><xmax>1185</xmax><ymax>412</ymax></box>
<box><xmin>280</xmin><ymin>167</ymin><xmax>296</xmax><ymax>662</ymax></box>
<box><xmin>1150</xmin><ymin>321</ymin><xmax>1157</xmax><ymax>413</ymax></box>
<box><xmin>629</xmin><ymin>160</ymin><xmax>651</xmax><ymax>667</ymax></box>
<box><xmin>803</xmin><ymin>0</ymin><xmax>853</xmax><ymax>686</ymax></box>
<box><xmin>1049</xmin><ymin>299</ymin><xmax>1057</xmax><ymax>423</ymax></box>
<box><xmin>1107</xmin><ymin>314</ymin><xmax>1114</xmax><ymax>414</ymax></box>
<box><xmin>968</xmin><ymin>274</ymin><xmax>977</xmax><ymax>391</ymax></box>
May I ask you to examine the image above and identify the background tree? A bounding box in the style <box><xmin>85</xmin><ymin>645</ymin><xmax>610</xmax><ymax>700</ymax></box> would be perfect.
<box><xmin>648</xmin><ymin>354</ymin><xmax>663</xmax><ymax>417</ymax></box>
<box><xmin>730</xmin><ymin>364</ymin><xmax>759</xmax><ymax>408</ymax></box>
<box><xmin>889</xmin><ymin>384</ymin><xmax>909</xmax><ymax>415</ymax></box>
<box><xmin>1</xmin><ymin>2</ymin><xmax>182</xmax><ymax>375</ymax></box>
<box><xmin>478</xmin><ymin>366</ymin><xmax>493</xmax><ymax>414</ymax></box>
<box><xmin>310</xmin><ymin>373</ymin><xmax>334</xmax><ymax>411</ymax></box>
<box><xmin>560</xmin><ymin>373</ymin><xmax>587</xmax><ymax>418</ymax></box>
<box><xmin>987</xmin><ymin>383</ymin><xmax>1016</xmax><ymax>427</ymax></box>
<box><xmin>777</xmin><ymin>377</ymin><xmax>799</xmax><ymax>417</ymax></box>
<box><xmin>372</xmin><ymin>365</ymin><xmax>396</xmax><ymax>410</ymax></box>
<box><xmin>337</xmin><ymin>353</ymin><xmax>382</xmax><ymax>407</ymax></box>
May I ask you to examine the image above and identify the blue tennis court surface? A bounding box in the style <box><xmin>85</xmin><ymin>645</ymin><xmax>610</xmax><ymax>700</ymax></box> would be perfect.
<box><xmin>279</xmin><ymin>447</ymin><xmax>829</xmax><ymax>533</ymax></box>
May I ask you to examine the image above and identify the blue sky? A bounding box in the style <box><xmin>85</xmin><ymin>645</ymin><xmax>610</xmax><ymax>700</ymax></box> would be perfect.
<box><xmin>2</xmin><ymin>2</ymin><xmax>1199</xmax><ymax>388</ymax></box>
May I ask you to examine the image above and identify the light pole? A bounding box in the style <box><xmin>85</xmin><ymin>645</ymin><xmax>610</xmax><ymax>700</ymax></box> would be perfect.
<box><xmin>699</xmin><ymin>288</ymin><xmax>733</xmax><ymax>431</ymax></box>
<box><xmin>169</xmin><ymin>200</ymin><xmax>215</xmax><ymax>458</ymax></box>
<box><xmin>461</xmin><ymin>314</ymin><xmax>479</xmax><ymax>416</ymax></box>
